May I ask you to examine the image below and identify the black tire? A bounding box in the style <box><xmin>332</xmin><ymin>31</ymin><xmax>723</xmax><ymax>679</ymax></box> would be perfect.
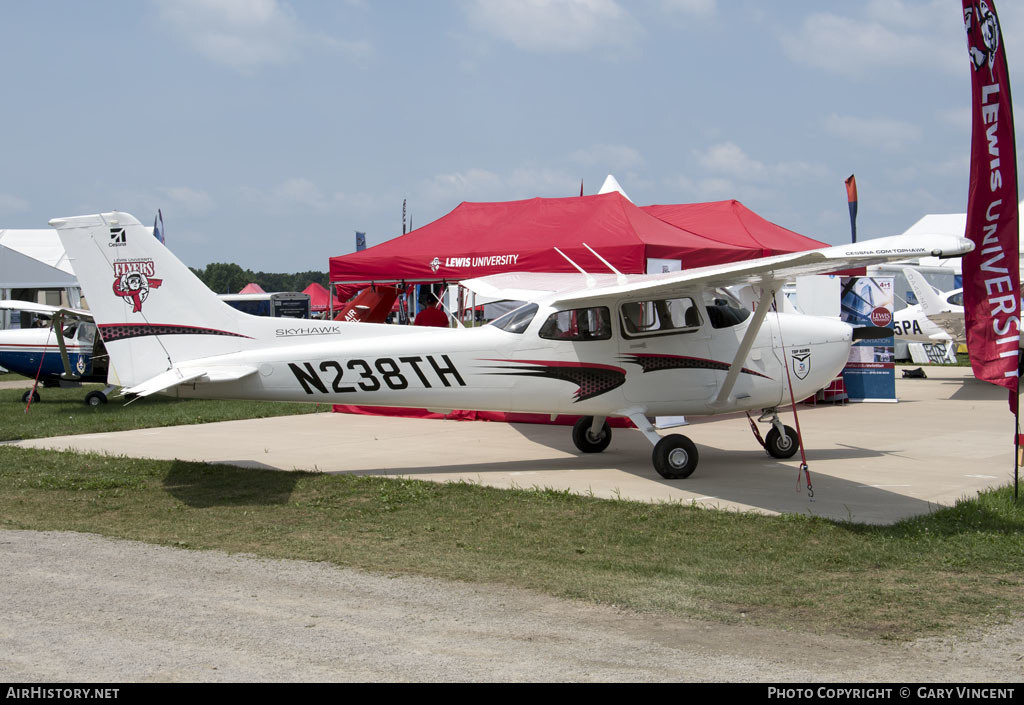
<box><xmin>652</xmin><ymin>434</ymin><xmax>698</xmax><ymax>479</ymax></box>
<box><xmin>572</xmin><ymin>416</ymin><xmax>612</xmax><ymax>453</ymax></box>
<box><xmin>21</xmin><ymin>390</ymin><xmax>40</xmax><ymax>404</ymax></box>
<box><xmin>84</xmin><ymin>391</ymin><xmax>107</xmax><ymax>407</ymax></box>
<box><xmin>765</xmin><ymin>425</ymin><xmax>799</xmax><ymax>459</ymax></box>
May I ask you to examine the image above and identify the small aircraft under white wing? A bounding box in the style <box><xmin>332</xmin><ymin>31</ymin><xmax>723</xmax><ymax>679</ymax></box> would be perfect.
<box><xmin>51</xmin><ymin>212</ymin><xmax>972</xmax><ymax>478</ymax></box>
<box><xmin>0</xmin><ymin>300</ymin><xmax>115</xmax><ymax>405</ymax></box>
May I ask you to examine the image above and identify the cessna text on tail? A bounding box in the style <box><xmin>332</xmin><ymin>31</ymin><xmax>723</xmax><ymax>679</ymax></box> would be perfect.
<box><xmin>51</xmin><ymin>212</ymin><xmax>973</xmax><ymax>478</ymax></box>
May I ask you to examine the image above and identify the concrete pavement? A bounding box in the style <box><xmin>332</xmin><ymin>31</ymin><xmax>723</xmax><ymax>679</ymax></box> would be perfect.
<box><xmin>11</xmin><ymin>366</ymin><xmax>1016</xmax><ymax>524</ymax></box>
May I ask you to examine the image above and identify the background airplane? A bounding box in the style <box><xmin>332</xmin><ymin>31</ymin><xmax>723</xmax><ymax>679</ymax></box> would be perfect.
<box><xmin>51</xmin><ymin>211</ymin><xmax>972</xmax><ymax>478</ymax></box>
<box><xmin>893</xmin><ymin>267</ymin><xmax>965</xmax><ymax>346</ymax></box>
<box><xmin>0</xmin><ymin>301</ymin><xmax>113</xmax><ymax>404</ymax></box>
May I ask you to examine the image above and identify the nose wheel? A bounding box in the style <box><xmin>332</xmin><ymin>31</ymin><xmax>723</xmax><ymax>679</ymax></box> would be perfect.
<box><xmin>572</xmin><ymin>416</ymin><xmax>612</xmax><ymax>453</ymax></box>
<box><xmin>754</xmin><ymin>409</ymin><xmax>800</xmax><ymax>459</ymax></box>
<box><xmin>764</xmin><ymin>424</ymin><xmax>799</xmax><ymax>459</ymax></box>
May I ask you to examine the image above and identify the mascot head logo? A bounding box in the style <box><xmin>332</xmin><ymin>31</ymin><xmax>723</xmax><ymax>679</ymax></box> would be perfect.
<box><xmin>112</xmin><ymin>260</ymin><xmax>163</xmax><ymax>314</ymax></box>
<box><xmin>965</xmin><ymin>1</ymin><xmax>1000</xmax><ymax>75</ymax></box>
<box><xmin>430</xmin><ymin>256</ymin><xmax>441</xmax><ymax>273</ymax></box>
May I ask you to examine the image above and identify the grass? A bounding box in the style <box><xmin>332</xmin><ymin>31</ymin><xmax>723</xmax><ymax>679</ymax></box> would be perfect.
<box><xmin>0</xmin><ymin>382</ymin><xmax>320</xmax><ymax>441</ymax></box>
<box><xmin>1</xmin><ymin>365</ymin><xmax>1020</xmax><ymax>642</ymax></box>
<box><xmin>1</xmin><ymin>444</ymin><xmax>1021</xmax><ymax>641</ymax></box>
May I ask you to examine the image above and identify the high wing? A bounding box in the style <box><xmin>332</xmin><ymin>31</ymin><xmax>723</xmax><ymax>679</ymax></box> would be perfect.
<box><xmin>0</xmin><ymin>300</ymin><xmax>94</xmax><ymax>321</ymax></box>
<box><xmin>462</xmin><ymin>233</ymin><xmax>973</xmax><ymax>306</ymax></box>
<box><xmin>463</xmin><ymin>231</ymin><xmax>973</xmax><ymax>412</ymax></box>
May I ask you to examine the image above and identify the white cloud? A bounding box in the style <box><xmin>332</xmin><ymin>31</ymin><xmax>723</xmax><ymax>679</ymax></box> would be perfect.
<box><xmin>463</xmin><ymin>0</ymin><xmax>643</xmax><ymax>53</ymax></box>
<box><xmin>685</xmin><ymin>143</ymin><xmax>829</xmax><ymax>206</ymax></box>
<box><xmin>419</xmin><ymin>168</ymin><xmax>504</xmax><ymax>203</ymax></box>
<box><xmin>570</xmin><ymin>144</ymin><xmax>646</xmax><ymax>170</ymax></box>
<box><xmin>272</xmin><ymin>178</ymin><xmax>330</xmax><ymax>210</ymax></box>
<box><xmin>155</xmin><ymin>0</ymin><xmax>369</xmax><ymax>72</ymax></box>
<box><xmin>696</xmin><ymin>142</ymin><xmax>768</xmax><ymax>180</ymax></box>
<box><xmin>660</xmin><ymin>0</ymin><xmax>716</xmax><ymax>18</ymax></box>
<box><xmin>417</xmin><ymin>166</ymin><xmax>585</xmax><ymax>210</ymax></box>
<box><xmin>0</xmin><ymin>193</ymin><xmax>29</xmax><ymax>215</ymax></box>
<box><xmin>158</xmin><ymin>186</ymin><xmax>214</xmax><ymax>215</ymax></box>
<box><xmin>777</xmin><ymin>8</ymin><xmax>962</xmax><ymax>79</ymax></box>
<box><xmin>938</xmin><ymin>106</ymin><xmax>971</xmax><ymax>131</ymax></box>
<box><xmin>822</xmin><ymin>113</ymin><xmax>923</xmax><ymax>151</ymax></box>
<box><xmin>236</xmin><ymin>177</ymin><xmax>331</xmax><ymax>214</ymax></box>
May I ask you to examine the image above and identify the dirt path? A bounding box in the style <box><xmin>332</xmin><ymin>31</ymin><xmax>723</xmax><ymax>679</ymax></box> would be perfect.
<box><xmin>1</xmin><ymin>530</ymin><xmax>1020</xmax><ymax>682</ymax></box>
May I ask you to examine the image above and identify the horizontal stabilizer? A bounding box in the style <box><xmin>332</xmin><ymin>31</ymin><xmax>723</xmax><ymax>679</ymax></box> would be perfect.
<box><xmin>0</xmin><ymin>300</ymin><xmax>93</xmax><ymax>320</ymax></box>
<box><xmin>121</xmin><ymin>365</ymin><xmax>258</xmax><ymax>398</ymax></box>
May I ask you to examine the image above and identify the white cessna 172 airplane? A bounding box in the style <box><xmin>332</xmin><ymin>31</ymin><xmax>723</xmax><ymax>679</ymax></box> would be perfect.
<box><xmin>51</xmin><ymin>212</ymin><xmax>972</xmax><ymax>479</ymax></box>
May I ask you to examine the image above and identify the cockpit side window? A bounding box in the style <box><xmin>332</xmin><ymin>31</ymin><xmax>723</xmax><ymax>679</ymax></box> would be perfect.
<box><xmin>539</xmin><ymin>307</ymin><xmax>612</xmax><ymax>341</ymax></box>
<box><xmin>620</xmin><ymin>297</ymin><xmax>701</xmax><ymax>339</ymax></box>
<box><xmin>488</xmin><ymin>303</ymin><xmax>538</xmax><ymax>334</ymax></box>
<box><xmin>704</xmin><ymin>300</ymin><xmax>752</xmax><ymax>329</ymax></box>
<box><xmin>701</xmin><ymin>289</ymin><xmax>752</xmax><ymax>329</ymax></box>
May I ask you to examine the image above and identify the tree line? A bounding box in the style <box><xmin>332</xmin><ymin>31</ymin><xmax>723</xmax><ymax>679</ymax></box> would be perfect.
<box><xmin>189</xmin><ymin>262</ymin><xmax>329</xmax><ymax>295</ymax></box>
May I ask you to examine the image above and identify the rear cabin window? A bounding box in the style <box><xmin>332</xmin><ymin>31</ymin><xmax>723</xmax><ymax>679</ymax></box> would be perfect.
<box><xmin>539</xmin><ymin>307</ymin><xmax>612</xmax><ymax>341</ymax></box>
<box><xmin>620</xmin><ymin>298</ymin><xmax>701</xmax><ymax>338</ymax></box>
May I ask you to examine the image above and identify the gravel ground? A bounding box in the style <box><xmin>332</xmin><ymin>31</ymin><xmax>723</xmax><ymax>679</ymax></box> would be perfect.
<box><xmin>0</xmin><ymin>530</ymin><xmax>1021</xmax><ymax>683</ymax></box>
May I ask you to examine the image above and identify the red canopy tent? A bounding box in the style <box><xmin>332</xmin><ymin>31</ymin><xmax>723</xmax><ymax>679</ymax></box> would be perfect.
<box><xmin>238</xmin><ymin>282</ymin><xmax>265</xmax><ymax>294</ymax></box>
<box><xmin>641</xmin><ymin>200</ymin><xmax>826</xmax><ymax>257</ymax></box>
<box><xmin>302</xmin><ymin>282</ymin><xmax>343</xmax><ymax>313</ymax></box>
<box><xmin>327</xmin><ymin>192</ymin><xmax>827</xmax><ymax>424</ymax></box>
<box><xmin>328</xmin><ymin>192</ymin><xmax>803</xmax><ymax>287</ymax></box>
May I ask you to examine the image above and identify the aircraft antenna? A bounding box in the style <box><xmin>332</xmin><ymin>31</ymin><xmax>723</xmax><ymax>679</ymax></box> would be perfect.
<box><xmin>582</xmin><ymin>243</ymin><xmax>627</xmax><ymax>285</ymax></box>
<box><xmin>553</xmin><ymin>247</ymin><xmax>596</xmax><ymax>288</ymax></box>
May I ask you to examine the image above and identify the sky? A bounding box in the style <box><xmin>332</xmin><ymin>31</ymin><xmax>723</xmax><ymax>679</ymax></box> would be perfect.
<box><xmin>1</xmin><ymin>0</ymin><xmax>1022</xmax><ymax>273</ymax></box>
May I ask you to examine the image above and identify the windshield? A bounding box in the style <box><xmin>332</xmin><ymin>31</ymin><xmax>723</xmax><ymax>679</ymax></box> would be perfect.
<box><xmin>487</xmin><ymin>303</ymin><xmax>538</xmax><ymax>334</ymax></box>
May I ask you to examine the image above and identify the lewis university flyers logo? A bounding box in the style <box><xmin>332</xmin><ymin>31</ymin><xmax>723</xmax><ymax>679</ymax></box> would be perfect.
<box><xmin>965</xmin><ymin>1</ymin><xmax>1001</xmax><ymax>75</ymax></box>
<box><xmin>112</xmin><ymin>259</ymin><xmax>163</xmax><ymax>313</ymax></box>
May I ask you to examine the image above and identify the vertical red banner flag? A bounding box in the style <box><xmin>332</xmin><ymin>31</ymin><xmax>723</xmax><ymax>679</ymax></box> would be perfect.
<box><xmin>962</xmin><ymin>0</ymin><xmax>1020</xmax><ymax>398</ymax></box>
<box><xmin>845</xmin><ymin>174</ymin><xmax>858</xmax><ymax>243</ymax></box>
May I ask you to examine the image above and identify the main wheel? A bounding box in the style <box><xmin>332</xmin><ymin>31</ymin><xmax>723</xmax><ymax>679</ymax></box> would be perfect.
<box><xmin>652</xmin><ymin>434</ymin><xmax>698</xmax><ymax>479</ymax></box>
<box><xmin>84</xmin><ymin>391</ymin><xmax>108</xmax><ymax>407</ymax></box>
<box><xmin>21</xmin><ymin>389</ymin><xmax>40</xmax><ymax>404</ymax></box>
<box><xmin>572</xmin><ymin>416</ymin><xmax>612</xmax><ymax>453</ymax></box>
<box><xmin>765</xmin><ymin>425</ymin><xmax>799</xmax><ymax>459</ymax></box>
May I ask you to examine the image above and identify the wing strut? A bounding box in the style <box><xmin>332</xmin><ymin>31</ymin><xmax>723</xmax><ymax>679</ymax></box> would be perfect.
<box><xmin>712</xmin><ymin>285</ymin><xmax>775</xmax><ymax>408</ymax></box>
<box><xmin>50</xmin><ymin>311</ymin><xmax>80</xmax><ymax>381</ymax></box>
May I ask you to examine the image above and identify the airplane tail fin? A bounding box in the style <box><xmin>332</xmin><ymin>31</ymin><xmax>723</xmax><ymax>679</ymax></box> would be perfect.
<box><xmin>50</xmin><ymin>212</ymin><xmax>266</xmax><ymax>389</ymax></box>
<box><xmin>902</xmin><ymin>267</ymin><xmax>946</xmax><ymax>315</ymax></box>
<box><xmin>334</xmin><ymin>285</ymin><xmax>398</xmax><ymax>323</ymax></box>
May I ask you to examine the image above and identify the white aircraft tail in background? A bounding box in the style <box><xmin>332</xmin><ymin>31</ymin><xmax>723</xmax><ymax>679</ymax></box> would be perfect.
<box><xmin>894</xmin><ymin>267</ymin><xmax>965</xmax><ymax>344</ymax></box>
